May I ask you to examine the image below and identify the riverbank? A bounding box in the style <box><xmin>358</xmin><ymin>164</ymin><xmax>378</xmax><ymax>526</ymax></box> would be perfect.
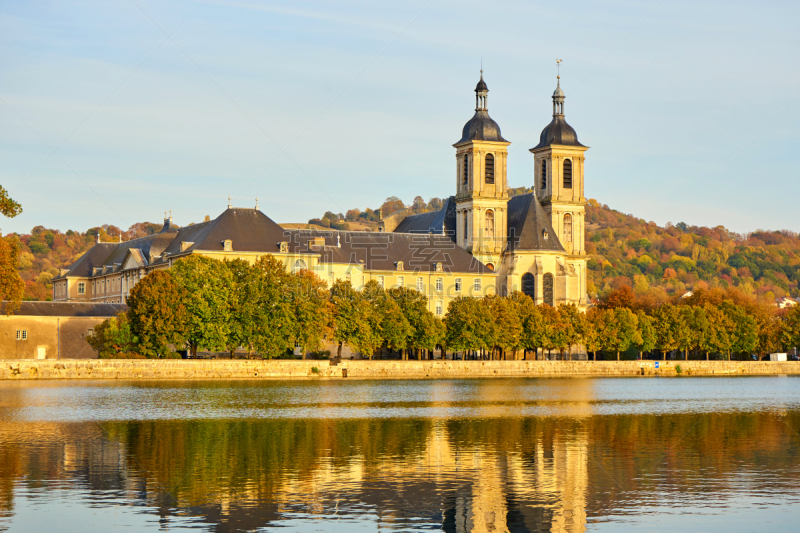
<box><xmin>2</xmin><ymin>359</ymin><xmax>800</xmax><ymax>380</ymax></box>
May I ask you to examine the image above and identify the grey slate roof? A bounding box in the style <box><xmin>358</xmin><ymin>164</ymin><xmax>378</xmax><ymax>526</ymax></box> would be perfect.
<box><xmin>456</xmin><ymin>110</ymin><xmax>508</xmax><ymax>144</ymax></box>
<box><xmin>506</xmin><ymin>193</ymin><xmax>565</xmax><ymax>252</ymax></box>
<box><xmin>285</xmin><ymin>228</ymin><xmax>488</xmax><ymax>274</ymax></box>
<box><xmin>532</xmin><ymin>116</ymin><xmax>585</xmax><ymax>149</ymax></box>
<box><xmin>393</xmin><ymin>197</ymin><xmax>456</xmax><ymax>240</ymax></box>
<box><xmin>1</xmin><ymin>301</ymin><xmax>127</xmax><ymax>317</ymax></box>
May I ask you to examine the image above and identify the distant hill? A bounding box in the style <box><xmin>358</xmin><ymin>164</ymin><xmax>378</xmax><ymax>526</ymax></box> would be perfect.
<box><xmin>11</xmin><ymin>194</ymin><xmax>799</xmax><ymax>302</ymax></box>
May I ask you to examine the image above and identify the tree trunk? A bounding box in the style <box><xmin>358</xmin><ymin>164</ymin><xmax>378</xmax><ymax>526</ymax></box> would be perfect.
<box><xmin>706</xmin><ymin>351</ymin><xmax>709</xmax><ymax>361</ymax></box>
<box><xmin>684</xmin><ymin>348</ymin><xmax>688</xmax><ymax>361</ymax></box>
<box><xmin>616</xmin><ymin>350</ymin><xmax>620</xmax><ymax>361</ymax></box>
<box><xmin>663</xmin><ymin>350</ymin><xmax>667</xmax><ymax>361</ymax></box>
<box><xmin>337</xmin><ymin>342</ymin><xmax>342</xmax><ymax>359</ymax></box>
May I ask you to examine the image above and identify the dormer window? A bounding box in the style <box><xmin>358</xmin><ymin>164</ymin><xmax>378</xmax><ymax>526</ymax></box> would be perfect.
<box><xmin>180</xmin><ymin>241</ymin><xmax>194</xmax><ymax>252</ymax></box>
<box><xmin>543</xmin><ymin>229</ymin><xmax>549</xmax><ymax>240</ymax></box>
<box><xmin>279</xmin><ymin>242</ymin><xmax>288</xmax><ymax>253</ymax></box>
<box><xmin>396</xmin><ymin>261</ymin><xmax>404</xmax><ymax>271</ymax></box>
<box><xmin>223</xmin><ymin>240</ymin><xmax>233</xmax><ymax>252</ymax></box>
<box><xmin>435</xmin><ymin>262</ymin><xmax>443</xmax><ymax>272</ymax></box>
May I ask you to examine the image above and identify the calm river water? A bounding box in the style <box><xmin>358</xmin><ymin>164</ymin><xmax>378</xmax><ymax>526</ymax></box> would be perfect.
<box><xmin>1</xmin><ymin>377</ymin><xmax>799</xmax><ymax>532</ymax></box>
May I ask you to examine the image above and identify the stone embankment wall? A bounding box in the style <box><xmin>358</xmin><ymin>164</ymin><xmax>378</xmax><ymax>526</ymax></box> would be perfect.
<box><xmin>1</xmin><ymin>359</ymin><xmax>799</xmax><ymax>380</ymax></box>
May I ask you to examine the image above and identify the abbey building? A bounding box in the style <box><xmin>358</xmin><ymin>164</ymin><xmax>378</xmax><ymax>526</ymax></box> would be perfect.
<box><xmin>381</xmin><ymin>72</ymin><xmax>589</xmax><ymax>308</ymax></box>
<box><xmin>52</xmin><ymin>72</ymin><xmax>588</xmax><ymax>311</ymax></box>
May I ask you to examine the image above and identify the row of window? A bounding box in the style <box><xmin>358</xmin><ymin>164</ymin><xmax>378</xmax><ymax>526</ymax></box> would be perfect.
<box><xmin>540</xmin><ymin>159</ymin><xmax>573</xmax><ymax>189</ymax></box>
<box><xmin>368</xmin><ymin>275</ymin><xmax>483</xmax><ymax>293</ymax></box>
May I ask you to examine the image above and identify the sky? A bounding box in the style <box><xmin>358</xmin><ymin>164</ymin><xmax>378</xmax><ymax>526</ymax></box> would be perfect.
<box><xmin>1</xmin><ymin>0</ymin><xmax>799</xmax><ymax>235</ymax></box>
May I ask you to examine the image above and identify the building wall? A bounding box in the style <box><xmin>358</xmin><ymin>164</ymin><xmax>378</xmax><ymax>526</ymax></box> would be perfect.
<box><xmin>0</xmin><ymin>316</ymin><xmax>105</xmax><ymax>360</ymax></box>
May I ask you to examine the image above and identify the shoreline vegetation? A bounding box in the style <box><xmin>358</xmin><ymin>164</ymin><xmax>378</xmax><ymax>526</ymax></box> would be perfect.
<box><xmin>85</xmin><ymin>255</ymin><xmax>800</xmax><ymax>363</ymax></box>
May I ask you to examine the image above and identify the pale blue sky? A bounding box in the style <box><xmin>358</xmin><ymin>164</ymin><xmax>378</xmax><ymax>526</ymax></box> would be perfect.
<box><xmin>1</xmin><ymin>0</ymin><xmax>798</xmax><ymax>234</ymax></box>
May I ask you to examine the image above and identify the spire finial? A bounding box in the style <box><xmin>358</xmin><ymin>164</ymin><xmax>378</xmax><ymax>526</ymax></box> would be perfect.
<box><xmin>228</xmin><ymin>196</ymin><xmax>232</xmax><ymax>209</ymax></box>
<box><xmin>480</xmin><ymin>57</ymin><xmax>483</xmax><ymax>78</ymax></box>
<box><xmin>169</xmin><ymin>209</ymin><xmax>172</xmax><ymax>223</ymax></box>
<box><xmin>164</xmin><ymin>210</ymin><xmax>167</xmax><ymax>220</ymax></box>
<box><xmin>255</xmin><ymin>197</ymin><xmax>259</xmax><ymax>210</ymax></box>
<box><xmin>556</xmin><ymin>58</ymin><xmax>562</xmax><ymax>79</ymax></box>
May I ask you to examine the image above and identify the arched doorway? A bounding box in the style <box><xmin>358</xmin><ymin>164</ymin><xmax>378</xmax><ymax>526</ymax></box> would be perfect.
<box><xmin>543</xmin><ymin>273</ymin><xmax>554</xmax><ymax>307</ymax></box>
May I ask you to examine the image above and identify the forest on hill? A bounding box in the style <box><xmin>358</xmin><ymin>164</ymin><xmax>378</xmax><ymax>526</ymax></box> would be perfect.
<box><xmin>7</xmin><ymin>193</ymin><xmax>800</xmax><ymax>303</ymax></box>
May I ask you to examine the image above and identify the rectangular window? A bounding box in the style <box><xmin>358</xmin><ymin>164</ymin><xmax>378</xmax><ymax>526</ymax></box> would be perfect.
<box><xmin>78</xmin><ymin>282</ymin><xmax>85</xmax><ymax>295</ymax></box>
<box><xmin>417</xmin><ymin>277</ymin><xmax>424</xmax><ymax>292</ymax></box>
<box><xmin>377</xmin><ymin>276</ymin><xmax>384</xmax><ymax>288</ymax></box>
<box><xmin>436</xmin><ymin>300</ymin><xmax>443</xmax><ymax>316</ymax></box>
<box><xmin>397</xmin><ymin>276</ymin><xmax>404</xmax><ymax>288</ymax></box>
<box><xmin>16</xmin><ymin>330</ymin><xmax>27</xmax><ymax>341</ymax></box>
<box><xmin>435</xmin><ymin>277</ymin><xmax>443</xmax><ymax>292</ymax></box>
<box><xmin>87</xmin><ymin>329</ymin><xmax>94</xmax><ymax>337</ymax></box>
<box><xmin>455</xmin><ymin>278</ymin><xmax>462</xmax><ymax>292</ymax></box>
<box><xmin>474</xmin><ymin>278</ymin><xmax>482</xmax><ymax>292</ymax></box>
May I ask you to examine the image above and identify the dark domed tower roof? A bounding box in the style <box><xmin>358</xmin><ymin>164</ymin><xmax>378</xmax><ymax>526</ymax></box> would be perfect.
<box><xmin>457</xmin><ymin>110</ymin><xmax>508</xmax><ymax>143</ymax></box>
<box><xmin>531</xmin><ymin>76</ymin><xmax>585</xmax><ymax>150</ymax></box>
<box><xmin>455</xmin><ymin>70</ymin><xmax>508</xmax><ymax>145</ymax></box>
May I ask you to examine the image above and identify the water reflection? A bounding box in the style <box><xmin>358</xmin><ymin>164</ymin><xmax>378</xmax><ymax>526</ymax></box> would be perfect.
<box><xmin>0</xmin><ymin>378</ymin><xmax>799</xmax><ymax>532</ymax></box>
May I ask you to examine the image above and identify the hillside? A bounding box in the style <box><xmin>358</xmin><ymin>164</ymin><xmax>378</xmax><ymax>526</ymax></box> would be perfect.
<box><xmin>9</xmin><ymin>196</ymin><xmax>799</xmax><ymax>303</ymax></box>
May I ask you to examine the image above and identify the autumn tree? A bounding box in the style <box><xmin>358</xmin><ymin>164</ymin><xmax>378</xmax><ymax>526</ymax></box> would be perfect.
<box><xmin>86</xmin><ymin>312</ymin><xmax>140</xmax><ymax>358</ymax></box>
<box><xmin>0</xmin><ymin>186</ymin><xmax>24</xmax><ymax>312</ymax></box>
<box><xmin>127</xmin><ymin>269</ymin><xmax>190</xmax><ymax>357</ymax></box>
<box><xmin>558</xmin><ymin>304</ymin><xmax>585</xmax><ymax>360</ymax></box>
<box><xmin>653</xmin><ymin>303</ymin><xmax>681</xmax><ymax>360</ymax></box>
<box><xmin>483</xmin><ymin>295</ymin><xmax>522</xmax><ymax>359</ymax></box>
<box><xmin>635</xmin><ymin>310</ymin><xmax>657</xmax><ymax>359</ymax></box>
<box><xmin>605</xmin><ymin>307</ymin><xmax>642</xmax><ymax>361</ymax></box>
<box><xmin>583</xmin><ymin>307</ymin><xmax>606</xmax><ymax>361</ymax></box>
<box><xmin>363</xmin><ymin>280</ymin><xmax>412</xmax><ymax>358</ymax></box>
<box><xmin>288</xmin><ymin>269</ymin><xmax>332</xmax><ymax>358</ymax></box>
<box><xmin>389</xmin><ymin>287</ymin><xmax>443</xmax><ymax>359</ymax></box>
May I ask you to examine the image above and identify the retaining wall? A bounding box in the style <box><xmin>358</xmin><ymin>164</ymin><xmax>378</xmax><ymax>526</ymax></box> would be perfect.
<box><xmin>1</xmin><ymin>359</ymin><xmax>799</xmax><ymax>380</ymax></box>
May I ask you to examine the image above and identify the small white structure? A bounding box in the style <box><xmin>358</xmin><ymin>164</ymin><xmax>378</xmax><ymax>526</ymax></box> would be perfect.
<box><xmin>769</xmin><ymin>353</ymin><xmax>787</xmax><ymax>362</ymax></box>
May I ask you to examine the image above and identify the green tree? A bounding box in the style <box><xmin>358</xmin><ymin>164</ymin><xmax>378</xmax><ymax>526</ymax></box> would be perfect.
<box><xmin>653</xmin><ymin>303</ymin><xmax>681</xmax><ymax>361</ymax></box>
<box><xmin>330</xmin><ymin>279</ymin><xmax>381</xmax><ymax>359</ymax></box>
<box><xmin>289</xmin><ymin>269</ymin><xmax>332</xmax><ymax>359</ymax></box>
<box><xmin>86</xmin><ymin>312</ymin><xmax>141</xmax><ymax>358</ymax></box>
<box><xmin>170</xmin><ymin>255</ymin><xmax>236</xmax><ymax>357</ymax></box>
<box><xmin>558</xmin><ymin>304</ymin><xmax>585</xmax><ymax>360</ymax></box>
<box><xmin>606</xmin><ymin>307</ymin><xmax>642</xmax><ymax>361</ymax></box>
<box><xmin>127</xmin><ymin>270</ymin><xmax>190</xmax><ymax>357</ymax></box>
<box><xmin>583</xmin><ymin>307</ymin><xmax>606</xmax><ymax>361</ymax></box>
<box><xmin>389</xmin><ymin>287</ymin><xmax>443</xmax><ymax>359</ymax></box>
<box><xmin>720</xmin><ymin>301</ymin><xmax>758</xmax><ymax>359</ymax></box>
<box><xmin>510</xmin><ymin>292</ymin><xmax>541</xmax><ymax>359</ymax></box>
<box><xmin>444</xmin><ymin>296</ymin><xmax>495</xmax><ymax>357</ymax></box>
<box><xmin>635</xmin><ymin>310</ymin><xmax>657</xmax><ymax>359</ymax></box>
<box><xmin>363</xmin><ymin>280</ymin><xmax>412</xmax><ymax>358</ymax></box>
<box><xmin>249</xmin><ymin>255</ymin><xmax>295</xmax><ymax>358</ymax></box>
<box><xmin>538</xmin><ymin>305</ymin><xmax>563</xmax><ymax>360</ymax></box>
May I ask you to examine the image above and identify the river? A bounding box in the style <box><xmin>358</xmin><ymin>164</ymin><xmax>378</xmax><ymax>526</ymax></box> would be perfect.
<box><xmin>1</xmin><ymin>377</ymin><xmax>799</xmax><ymax>532</ymax></box>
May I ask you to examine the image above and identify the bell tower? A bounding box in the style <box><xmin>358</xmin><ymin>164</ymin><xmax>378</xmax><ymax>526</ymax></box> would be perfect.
<box><xmin>529</xmin><ymin>75</ymin><xmax>588</xmax><ymax>255</ymax></box>
<box><xmin>453</xmin><ymin>70</ymin><xmax>511</xmax><ymax>271</ymax></box>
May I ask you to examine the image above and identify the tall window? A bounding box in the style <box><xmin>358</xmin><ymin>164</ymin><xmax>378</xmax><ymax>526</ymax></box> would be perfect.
<box><xmin>417</xmin><ymin>277</ymin><xmax>424</xmax><ymax>292</ymax></box>
<box><xmin>377</xmin><ymin>275</ymin><xmax>384</xmax><ymax>288</ymax></box>
<box><xmin>541</xmin><ymin>160</ymin><xmax>547</xmax><ymax>189</ymax></box>
<box><xmin>78</xmin><ymin>282</ymin><xmax>85</xmax><ymax>295</ymax></box>
<box><xmin>16</xmin><ymin>330</ymin><xmax>27</xmax><ymax>341</ymax></box>
<box><xmin>397</xmin><ymin>276</ymin><xmax>404</xmax><ymax>288</ymax></box>
<box><xmin>436</xmin><ymin>300</ymin><xmax>443</xmax><ymax>316</ymax></box>
<box><xmin>521</xmin><ymin>273</ymin><xmax>535</xmax><ymax>299</ymax></box>
<box><xmin>473</xmin><ymin>278</ymin><xmax>481</xmax><ymax>292</ymax></box>
<box><xmin>455</xmin><ymin>278</ymin><xmax>462</xmax><ymax>292</ymax></box>
<box><xmin>543</xmin><ymin>273</ymin><xmax>554</xmax><ymax>307</ymax></box>
<box><xmin>485</xmin><ymin>154</ymin><xmax>494</xmax><ymax>184</ymax></box>
<box><xmin>485</xmin><ymin>210</ymin><xmax>495</xmax><ymax>240</ymax></box>
<box><xmin>462</xmin><ymin>154</ymin><xmax>469</xmax><ymax>186</ymax></box>
<box><xmin>435</xmin><ymin>277</ymin><xmax>443</xmax><ymax>292</ymax></box>
<box><xmin>563</xmin><ymin>159</ymin><xmax>572</xmax><ymax>188</ymax></box>
<box><xmin>563</xmin><ymin>214</ymin><xmax>573</xmax><ymax>243</ymax></box>
<box><xmin>463</xmin><ymin>213</ymin><xmax>468</xmax><ymax>242</ymax></box>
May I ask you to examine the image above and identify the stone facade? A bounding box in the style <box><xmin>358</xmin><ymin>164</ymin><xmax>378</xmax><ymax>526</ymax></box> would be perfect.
<box><xmin>1</xmin><ymin>359</ymin><xmax>798</xmax><ymax>380</ymax></box>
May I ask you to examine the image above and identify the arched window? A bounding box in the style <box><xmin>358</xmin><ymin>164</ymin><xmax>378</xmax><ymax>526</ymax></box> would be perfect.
<box><xmin>293</xmin><ymin>259</ymin><xmax>307</xmax><ymax>273</ymax></box>
<box><xmin>563</xmin><ymin>159</ymin><xmax>572</xmax><ymax>189</ymax></box>
<box><xmin>485</xmin><ymin>263</ymin><xmax>495</xmax><ymax>272</ymax></box>
<box><xmin>543</xmin><ymin>273</ymin><xmax>554</xmax><ymax>307</ymax></box>
<box><xmin>485</xmin><ymin>210</ymin><xmax>495</xmax><ymax>240</ymax></box>
<box><xmin>462</xmin><ymin>154</ymin><xmax>469</xmax><ymax>186</ymax></box>
<box><xmin>541</xmin><ymin>160</ymin><xmax>547</xmax><ymax>189</ymax></box>
<box><xmin>563</xmin><ymin>213</ymin><xmax>573</xmax><ymax>243</ymax></box>
<box><xmin>463</xmin><ymin>212</ymin><xmax>468</xmax><ymax>243</ymax></box>
<box><xmin>521</xmin><ymin>273</ymin><xmax>535</xmax><ymax>300</ymax></box>
<box><xmin>485</xmin><ymin>154</ymin><xmax>494</xmax><ymax>184</ymax></box>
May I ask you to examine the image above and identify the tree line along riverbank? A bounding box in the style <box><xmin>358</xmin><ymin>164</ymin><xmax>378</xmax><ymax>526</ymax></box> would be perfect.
<box><xmin>83</xmin><ymin>255</ymin><xmax>800</xmax><ymax>362</ymax></box>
